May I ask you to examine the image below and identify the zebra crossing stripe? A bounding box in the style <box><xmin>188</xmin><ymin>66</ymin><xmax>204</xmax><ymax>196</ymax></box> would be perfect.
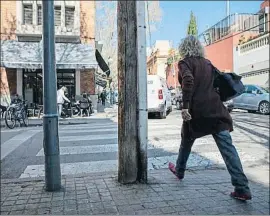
<box><xmin>36</xmin><ymin>144</ymin><xmax>155</xmax><ymax>156</ymax></box>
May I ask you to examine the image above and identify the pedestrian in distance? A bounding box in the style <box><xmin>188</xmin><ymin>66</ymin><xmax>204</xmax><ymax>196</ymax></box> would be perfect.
<box><xmin>100</xmin><ymin>90</ymin><xmax>107</xmax><ymax>106</ymax></box>
<box><xmin>168</xmin><ymin>35</ymin><xmax>252</xmax><ymax>201</ymax></box>
<box><xmin>57</xmin><ymin>86</ymin><xmax>70</xmax><ymax>117</ymax></box>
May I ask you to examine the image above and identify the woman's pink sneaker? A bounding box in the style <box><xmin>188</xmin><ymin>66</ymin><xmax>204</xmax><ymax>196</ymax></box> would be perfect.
<box><xmin>168</xmin><ymin>162</ymin><xmax>185</xmax><ymax>180</ymax></box>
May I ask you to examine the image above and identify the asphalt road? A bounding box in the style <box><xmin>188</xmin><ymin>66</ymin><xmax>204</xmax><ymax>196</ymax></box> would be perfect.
<box><xmin>1</xmin><ymin>108</ymin><xmax>269</xmax><ymax>181</ymax></box>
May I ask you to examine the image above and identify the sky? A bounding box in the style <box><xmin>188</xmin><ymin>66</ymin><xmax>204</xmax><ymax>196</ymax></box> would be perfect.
<box><xmin>150</xmin><ymin>1</ymin><xmax>262</xmax><ymax>48</ymax></box>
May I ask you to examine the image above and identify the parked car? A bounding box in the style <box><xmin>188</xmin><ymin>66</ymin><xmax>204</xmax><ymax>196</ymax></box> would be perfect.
<box><xmin>147</xmin><ymin>75</ymin><xmax>172</xmax><ymax>119</ymax></box>
<box><xmin>223</xmin><ymin>99</ymin><xmax>234</xmax><ymax>113</ymax></box>
<box><xmin>233</xmin><ymin>84</ymin><xmax>269</xmax><ymax>114</ymax></box>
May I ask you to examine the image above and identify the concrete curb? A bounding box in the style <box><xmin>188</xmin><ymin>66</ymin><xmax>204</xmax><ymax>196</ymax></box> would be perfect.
<box><xmin>1</xmin><ymin>166</ymin><xmax>227</xmax><ymax>184</ymax></box>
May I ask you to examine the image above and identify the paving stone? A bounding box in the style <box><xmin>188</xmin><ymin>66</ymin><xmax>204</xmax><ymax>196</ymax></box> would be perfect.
<box><xmin>38</xmin><ymin>202</ymin><xmax>52</xmax><ymax>208</ymax></box>
<box><xmin>64</xmin><ymin>209</ymin><xmax>78</xmax><ymax>215</ymax></box>
<box><xmin>23</xmin><ymin>209</ymin><xmax>38</xmax><ymax>214</ymax></box>
<box><xmin>9</xmin><ymin>210</ymin><xmax>24</xmax><ymax>215</ymax></box>
<box><xmin>148</xmin><ymin>208</ymin><xmax>164</xmax><ymax>215</ymax></box>
<box><xmin>0</xmin><ymin>206</ymin><xmax>13</xmax><ymax>212</ymax></box>
<box><xmin>27</xmin><ymin>198</ymin><xmax>41</xmax><ymax>204</ymax></box>
<box><xmin>64</xmin><ymin>204</ymin><xmax>77</xmax><ymax>211</ymax></box>
<box><xmin>2</xmin><ymin>200</ymin><xmax>16</xmax><ymax>206</ymax></box>
<box><xmin>5</xmin><ymin>196</ymin><xmax>18</xmax><ymax>201</ymax></box>
<box><xmin>161</xmin><ymin>206</ymin><xmax>177</xmax><ymax>214</ymax></box>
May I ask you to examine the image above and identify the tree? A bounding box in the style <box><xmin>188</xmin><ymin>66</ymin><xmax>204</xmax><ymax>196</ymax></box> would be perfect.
<box><xmin>96</xmin><ymin>1</ymin><xmax>162</xmax><ymax>87</ymax></box>
<box><xmin>187</xmin><ymin>11</ymin><xmax>198</xmax><ymax>36</ymax></box>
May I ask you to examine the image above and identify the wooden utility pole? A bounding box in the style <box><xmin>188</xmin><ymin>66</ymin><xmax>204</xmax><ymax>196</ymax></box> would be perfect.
<box><xmin>117</xmin><ymin>1</ymin><xmax>139</xmax><ymax>184</ymax></box>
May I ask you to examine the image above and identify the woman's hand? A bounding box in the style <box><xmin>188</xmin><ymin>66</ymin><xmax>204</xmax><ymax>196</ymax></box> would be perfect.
<box><xmin>181</xmin><ymin>109</ymin><xmax>192</xmax><ymax>121</ymax></box>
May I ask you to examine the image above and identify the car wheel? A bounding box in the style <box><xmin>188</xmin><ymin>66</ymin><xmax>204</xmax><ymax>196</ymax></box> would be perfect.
<box><xmin>259</xmin><ymin>101</ymin><xmax>269</xmax><ymax>115</ymax></box>
<box><xmin>176</xmin><ymin>101</ymin><xmax>181</xmax><ymax>110</ymax></box>
<box><xmin>159</xmin><ymin>104</ymin><xmax>167</xmax><ymax>119</ymax></box>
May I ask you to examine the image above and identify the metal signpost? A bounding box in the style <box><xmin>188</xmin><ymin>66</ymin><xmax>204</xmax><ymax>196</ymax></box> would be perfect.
<box><xmin>42</xmin><ymin>0</ymin><xmax>61</xmax><ymax>191</ymax></box>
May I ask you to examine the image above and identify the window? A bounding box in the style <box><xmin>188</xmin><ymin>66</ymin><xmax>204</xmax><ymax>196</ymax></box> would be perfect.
<box><xmin>54</xmin><ymin>6</ymin><xmax>61</xmax><ymax>26</ymax></box>
<box><xmin>65</xmin><ymin>7</ymin><xmax>75</xmax><ymax>28</ymax></box>
<box><xmin>37</xmin><ymin>6</ymin><xmax>61</xmax><ymax>26</ymax></box>
<box><xmin>245</xmin><ymin>85</ymin><xmax>257</xmax><ymax>94</ymax></box>
<box><xmin>37</xmin><ymin>5</ymin><xmax>42</xmax><ymax>25</ymax></box>
<box><xmin>23</xmin><ymin>4</ymin><xmax>33</xmax><ymax>24</ymax></box>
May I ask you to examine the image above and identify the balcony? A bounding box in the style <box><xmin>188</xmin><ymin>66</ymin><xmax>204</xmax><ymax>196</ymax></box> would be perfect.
<box><xmin>239</xmin><ymin>32</ymin><xmax>269</xmax><ymax>53</ymax></box>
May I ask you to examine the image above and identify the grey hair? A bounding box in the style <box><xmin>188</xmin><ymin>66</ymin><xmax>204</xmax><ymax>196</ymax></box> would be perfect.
<box><xmin>178</xmin><ymin>35</ymin><xmax>205</xmax><ymax>58</ymax></box>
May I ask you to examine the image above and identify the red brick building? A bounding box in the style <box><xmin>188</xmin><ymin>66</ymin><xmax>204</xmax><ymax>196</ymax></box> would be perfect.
<box><xmin>0</xmin><ymin>1</ymin><xmax>98</xmax><ymax>106</ymax></box>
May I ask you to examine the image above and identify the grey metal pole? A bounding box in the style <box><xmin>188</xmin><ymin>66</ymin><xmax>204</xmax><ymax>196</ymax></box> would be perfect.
<box><xmin>42</xmin><ymin>0</ymin><xmax>61</xmax><ymax>191</ymax></box>
<box><xmin>137</xmin><ymin>1</ymin><xmax>148</xmax><ymax>183</ymax></box>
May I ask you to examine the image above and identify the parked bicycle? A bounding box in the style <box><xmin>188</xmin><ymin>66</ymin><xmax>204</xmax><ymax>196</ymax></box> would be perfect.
<box><xmin>5</xmin><ymin>100</ymin><xmax>29</xmax><ymax>129</ymax></box>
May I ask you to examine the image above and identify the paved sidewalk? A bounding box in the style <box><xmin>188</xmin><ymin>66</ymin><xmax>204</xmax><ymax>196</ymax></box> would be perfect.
<box><xmin>1</xmin><ymin>169</ymin><xmax>269</xmax><ymax>215</ymax></box>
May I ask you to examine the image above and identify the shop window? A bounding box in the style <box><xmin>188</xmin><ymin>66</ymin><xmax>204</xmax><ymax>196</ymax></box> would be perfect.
<box><xmin>23</xmin><ymin>69</ymin><xmax>43</xmax><ymax>106</ymax></box>
<box><xmin>65</xmin><ymin>7</ymin><xmax>75</xmax><ymax>28</ymax></box>
<box><xmin>23</xmin><ymin>69</ymin><xmax>76</xmax><ymax>106</ymax></box>
<box><xmin>57</xmin><ymin>70</ymin><xmax>76</xmax><ymax>99</ymax></box>
<box><xmin>23</xmin><ymin>4</ymin><xmax>33</xmax><ymax>25</ymax></box>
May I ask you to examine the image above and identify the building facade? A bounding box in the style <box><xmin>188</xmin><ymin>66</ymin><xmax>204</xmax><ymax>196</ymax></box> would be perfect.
<box><xmin>200</xmin><ymin>13</ymin><xmax>259</xmax><ymax>72</ymax></box>
<box><xmin>233</xmin><ymin>4</ymin><xmax>269</xmax><ymax>87</ymax></box>
<box><xmin>1</xmin><ymin>1</ymin><xmax>100</xmax><ymax>107</ymax></box>
<box><xmin>200</xmin><ymin>0</ymin><xmax>269</xmax><ymax>75</ymax></box>
<box><xmin>147</xmin><ymin>41</ymin><xmax>171</xmax><ymax>79</ymax></box>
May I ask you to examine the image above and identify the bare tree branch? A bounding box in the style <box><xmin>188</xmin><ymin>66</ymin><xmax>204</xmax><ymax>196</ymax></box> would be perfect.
<box><xmin>96</xmin><ymin>1</ymin><xmax>163</xmax><ymax>87</ymax></box>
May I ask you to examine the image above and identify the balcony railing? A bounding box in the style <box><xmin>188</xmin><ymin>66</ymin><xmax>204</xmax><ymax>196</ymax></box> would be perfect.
<box><xmin>199</xmin><ymin>13</ymin><xmax>259</xmax><ymax>46</ymax></box>
<box><xmin>239</xmin><ymin>33</ymin><xmax>269</xmax><ymax>53</ymax></box>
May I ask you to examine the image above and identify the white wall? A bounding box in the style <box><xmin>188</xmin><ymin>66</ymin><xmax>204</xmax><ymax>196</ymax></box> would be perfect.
<box><xmin>242</xmin><ymin>72</ymin><xmax>269</xmax><ymax>87</ymax></box>
<box><xmin>233</xmin><ymin>34</ymin><xmax>269</xmax><ymax>87</ymax></box>
<box><xmin>156</xmin><ymin>58</ymin><xmax>167</xmax><ymax>79</ymax></box>
<box><xmin>234</xmin><ymin>45</ymin><xmax>269</xmax><ymax>74</ymax></box>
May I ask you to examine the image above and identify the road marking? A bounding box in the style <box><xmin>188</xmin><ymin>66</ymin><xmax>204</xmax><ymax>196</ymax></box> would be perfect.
<box><xmin>36</xmin><ymin>144</ymin><xmax>155</xmax><ymax>156</ymax></box>
<box><xmin>60</xmin><ymin>134</ymin><xmax>118</xmax><ymax>142</ymax></box>
<box><xmin>20</xmin><ymin>150</ymin><xmax>259</xmax><ymax>178</ymax></box>
<box><xmin>62</xmin><ymin>123</ymin><xmax>117</xmax><ymax>130</ymax></box>
<box><xmin>1</xmin><ymin>130</ymin><xmax>41</xmax><ymax>160</ymax></box>
<box><xmin>59</xmin><ymin>128</ymin><xmax>118</xmax><ymax>134</ymax></box>
<box><xmin>19</xmin><ymin>154</ymin><xmax>210</xmax><ymax>178</ymax></box>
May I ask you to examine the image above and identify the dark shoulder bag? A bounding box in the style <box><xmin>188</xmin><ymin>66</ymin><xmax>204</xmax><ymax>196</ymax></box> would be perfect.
<box><xmin>211</xmin><ymin>64</ymin><xmax>245</xmax><ymax>102</ymax></box>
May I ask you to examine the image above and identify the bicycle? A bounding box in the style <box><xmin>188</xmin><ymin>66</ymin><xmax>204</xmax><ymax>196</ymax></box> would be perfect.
<box><xmin>5</xmin><ymin>100</ymin><xmax>29</xmax><ymax>129</ymax></box>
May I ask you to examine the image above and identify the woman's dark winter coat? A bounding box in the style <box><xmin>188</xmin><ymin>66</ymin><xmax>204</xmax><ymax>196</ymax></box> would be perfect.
<box><xmin>178</xmin><ymin>57</ymin><xmax>233</xmax><ymax>139</ymax></box>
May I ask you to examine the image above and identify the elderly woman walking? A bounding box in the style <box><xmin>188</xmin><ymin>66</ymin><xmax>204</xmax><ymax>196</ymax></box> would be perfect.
<box><xmin>169</xmin><ymin>35</ymin><xmax>252</xmax><ymax>201</ymax></box>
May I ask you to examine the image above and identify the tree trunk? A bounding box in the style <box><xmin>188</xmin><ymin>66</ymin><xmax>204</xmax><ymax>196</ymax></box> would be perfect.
<box><xmin>117</xmin><ymin>0</ymin><xmax>138</xmax><ymax>184</ymax></box>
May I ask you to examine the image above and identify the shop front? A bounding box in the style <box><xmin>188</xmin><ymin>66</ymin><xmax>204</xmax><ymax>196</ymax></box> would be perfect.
<box><xmin>1</xmin><ymin>40</ymin><xmax>101</xmax><ymax>108</ymax></box>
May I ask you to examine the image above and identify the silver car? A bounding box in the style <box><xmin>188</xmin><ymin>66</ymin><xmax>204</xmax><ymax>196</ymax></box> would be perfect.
<box><xmin>233</xmin><ymin>85</ymin><xmax>269</xmax><ymax>114</ymax></box>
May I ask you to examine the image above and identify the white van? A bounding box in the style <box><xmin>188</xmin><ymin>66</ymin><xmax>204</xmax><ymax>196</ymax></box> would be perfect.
<box><xmin>147</xmin><ymin>75</ymin><xmax>172</xmax><ymax>119</ymax></box>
